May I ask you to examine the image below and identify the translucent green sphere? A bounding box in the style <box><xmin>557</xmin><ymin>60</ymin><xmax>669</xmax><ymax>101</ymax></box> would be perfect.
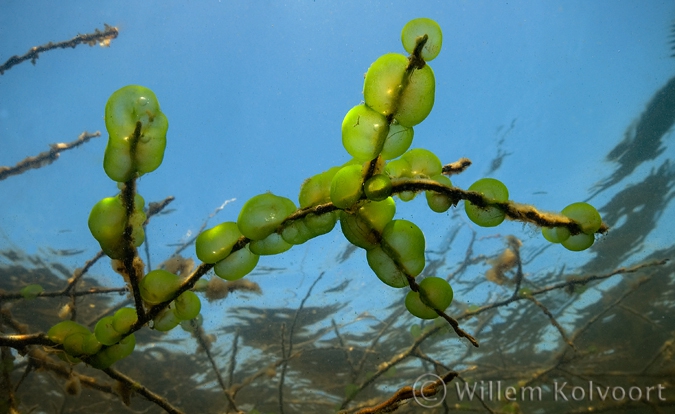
<box><xmin>464</xmin><ymin>178</ymin><xmax>509</xmax><ymax>227</ymax></box>
<box><xmin>363</xmin><ymin>53</ymin><xmax>435</xmax><ymax>127</ymax></box>
<box><xmin>405</xmin><ymin>277</ymin><xmax>453</xmax><ymax>319</ymax></box>
<box><xmin>401</xmin><ymin>18</ymin><xmax>443</xmax><ymax>61</ymax></box>
<box><xmin>237</xmin><ymin>193</ymin><xmax>296</xmax><ymax>241</ymax></box>
<box><xmin>341</xmin><ymin>104</ymin><xmax>389</xmax><ymax>162</ymax></box>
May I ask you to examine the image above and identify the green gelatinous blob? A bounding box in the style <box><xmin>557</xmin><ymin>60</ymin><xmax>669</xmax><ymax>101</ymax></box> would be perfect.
<box><xmin>114</xmin><ymin>333</ymin><xmax>136</xmax><ymax>359</ymax></box>
<box><xmin>195</xmin><ymin>221</ymin><xmax>241</xmax><ymax>264</ymax></box>
<box><xmin>366</xmin><ymin>247</ymin><xmax>408</xmax><ymax>288</ymax></box>
<box><xmin>340</xmin><ymin>197</ymin><xmax>396</xmax><ymax>250</ymax></box>
<box><xmin>88</xmin><ymin>351</ymin><xmax>114</xmax><ymax>369</ymax></box>
<box><xmin>363</xmin><ymin>53</ymin><xmax>408</xmax><ymax>118</ymax></box>
<box><xmin>381</xmin><ymin>122</ymin><xmax>414</xmax><ymax>160</ymax></box>
<box><xmin>364</xmin><ymin>174</ymin><xmax>393</xmax><ymax>201</ymax></box>
<box><xmin>89</xmin><ymin>334</ymin><xmax>136</xmax><ymax>369</ymax></box>
<box><xmin>542</xmin><ymin>202</ymin><xmax>600</xmax><ymax>247</ymax></box>
<box><xmin>63</xmin><ymin>332</ymin><xmax>89</xmax><ymax>356</ymax></box>
<box><xmin>402</xmin><ymin>148</ymin><xmax>442</xmax><ymax>177</ymax></box>
<box><xmin>104</xmin><ymin>85</ymin><xmax>169</xmax><ymax>182</ymax></box>
<box><xmin>281</xmin><ymin>219</ymin><xmax>315</xmax><ymax>245</ymax></box>
<box><xmin>139</xmin><ymin>269</ymin><xmax>181</xmax><ymax>305</ymax></box>
<box><xmin>541</xmin><ymin>226</ymin><xmax>570</xmax><ymax>243</ymax></box>
<box><xmin>81</xmin><ymin>333</ymin><xmax>102</xmax><ymax>355</ymax></box>
<box><xmin>304</xmin><ymin>211</ymin><xmax>338</xmax><ymax>237</ymax></box>
<box><xmin>214</xmin><ymin>245</ymin><xmax>259</xmax><ymax>281</ymax></box>
<box><xmin>562</xmin><ymin>232</ymin><xmax>595</xmax><ymax>251</ymax></box>
<box><xmin>283</xmin><ymin>212</ymin><xmax>339</xmax><ymax>244</ymax></box>
<box><xmin>173</xmin><ymin>291</ymin><xmax>201</xmax><ymax>321</ymax></box>
<box><xmin>363</xmin><ymin>53</ymin><xmax>435</xmax><ymax>127</ymax></box>
<box><xmin>88</xmin><ymin>194</ymin><xmax>146</xmax><ymax>259</ymax></box>
<box><xmin>249</xmin><ymin>232</ymin><xmax>293</xmax><ymax>255</ymax></box>
<box><xmin>20</xmin><ymin>284</ymin><xmax>43</xmax><ymax>300</ymax></box>
<box><xmin>464</xmin><ymin>178</ymin><xmax>509</xmax><ymax>227</ymax></box>
<box><xmin>299</xmin><ymin>167</ymin><xmax>340</xmax><ymax>208</ymax></box>
<box><xmin>88</xmin><ymin>196</ymin><xmax>126</xmax><ymax>256</ymax></box>
<box><xmin>385</xmin><ymin>158</ymin><xmax>412</xmax><ymax>178</ymax></box>
<box><xmin>153</xmin><ymin>308</ymin><xmax>180</xmax><ymax>332</ymax></box>
<box><xmin>381</xmin><ymin>220</ymin><xmax>426</xmax><ymax>275</ymax></box>
<box><xmin>330</xmin><ymin>164</ymin><xmax>364</xmax><ymax>209</ymax></box>
<box><xmin>426</xmin><ymin>174</ymin><xmax>453</xmax><ymax>213</ymax></box>
<box><xmin>112</xmin><ymin>307</ymin><xmax>138</xmax><ymax>334</ymax></box>
<box><xmin>399</xmin><ymin>190</ymin><xmax>417</xmax><ymax>202</ymax></box>
<box><xmin>342</xmin><ymin>104</ymin><xmax>390</xmax><ymax>161</ymax></box>
<box><xmin>366</xmin><ymin>219</ymin><xmax>425</xmax><ymax>287</ymax></box>
<box><xmin>94</xmin><ymin>316</ymin><xmax>122</xmax><ymax>346</ymax></box>
<box><xmin>405</xmin><ymin>277</ymin><xmax>453</xmax><ymax>319</ymax></box>
<box><xmin>401</xmin><ymin>18</ymin><xmax>443</xmax><ymax>61</ymax></box>
<box><xmin>393</xmin><ymin>61</ymin><xmax>434</xmax><ymax>128</ymax></box>
<box><xmin>561</xmin><ymin>202</ymin><xmax>602</xmax><ymax>235</ymax></box>
<box><xmin>63</xmin><ymin>331</ymin><xmax>102</xmax><ymax>356</ymax></box>
<box><xmin>237</xmin><ymin>193</ymin><xmax>297</xmax><ymax>241</ymax></box>
<box><xmin>47</xmin><ymin>321</ymin><xmax>90</xmax><ymax>344</ymax></box>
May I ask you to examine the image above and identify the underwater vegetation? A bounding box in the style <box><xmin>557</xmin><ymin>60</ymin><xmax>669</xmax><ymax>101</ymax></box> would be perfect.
<box><xmin>1</xmin><ymin>14</ymin><xmax>674</xmax><ymax>414</ymax></box>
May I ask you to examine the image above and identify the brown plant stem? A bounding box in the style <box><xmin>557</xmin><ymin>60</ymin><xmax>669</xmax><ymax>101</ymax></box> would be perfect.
<box><xmin>0</xmin><ymin>25</ymin><xmax>119</xmax><ymax>75</ymax></box>
<box><xmin>0</xmin><ymin>131</ymin><xmax>100</xmax><ymax>181</ymax></box>
<box><xmin>349</xmin><ymin>371</ymin><xmax>457</xmax><ymax>414</ymax></box>
<box><xmin>102</xmin><ymin>367</ymin><xmax>185</xmax><ymax>414</ymax></box>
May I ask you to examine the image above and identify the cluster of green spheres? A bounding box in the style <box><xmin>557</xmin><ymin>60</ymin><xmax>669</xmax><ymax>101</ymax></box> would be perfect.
<box><xmin>139</xmin><ymin>269</ymin><xmax>202</xmax><ymax>332</ymax></box>
<box><xmin>463</xmin><ymin>179</ymin><xmax>601</xmax><ymax>251</ymax></box>
<box><xmin>542</xmin><ymin>202</ymin><xmax>602</xmax><ymax>251</ymax></box>
<box><xmin>186</xmin><ymin>19</ymin><xmax>457</xmax><ymax>320</ymax></box>
<box><xmin>83</xmin><ymin>84</ymin><xmax>204</xmax><ymax>367</ymax></box>
<box><xmin>341</xmin><ymin>18</ymin><xmax>441</xmax><ymax>164</ymax></box>
<box><xmin>333</xmin><ymin>19</ymin><xmax>453</xmax><ymax>317</ymax></box>
<box><xmin>47</xmin><ymin>317</ymin><xmax>136</xmax><ymax>369</ymax></box>
<box><xmin>88</xmin><ymin>84</ymin><xmax>169</xmax><ymax>259</ymax></box>
<box><xmin>71</xmin><ymin>16</ymin><xmax>607</xmax><ymax>373</ymax></box>
<box><xmin>78</xmin><ymin>17</ymin><xmax>604</xmax><ymax>362</ymax></box>
<box><xmin>366</xmin><ymin>219</ymin><xmax>426</xmax><ymax>288</ymax></box>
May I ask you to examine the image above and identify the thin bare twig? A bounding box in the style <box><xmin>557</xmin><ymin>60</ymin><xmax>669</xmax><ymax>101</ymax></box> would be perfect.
<box><xmin>0</xmin><ymin>131</ymin><xmax>100</xmax><ymax>181</ymax></box>
<box><xmin>0</xmin><ymin>286</ymin><xmax>127</xmax><ymax>302</ymax></box>
<box><xmin>526</xmin><ymin>296</ymin><xmax>577</xmax><ymax>351</ymax></box>
<box><xmin>0</xmin><ymin>25</ymin><xmax>119</xmax><ymax>75</ymax></box>
<box><xmin>347</xmin><ymin>371</ymin><xmax>457</xmax><ymax>414</ymax></box>
<box><xmin>103</xmin><ymin>367</ymin><xmax>185</xmax><ymax>414</ymax></box>
<box><xmin>278</xmin><ymin>272</ymin><xmax>326</xmax><ymax>413</ymax></box>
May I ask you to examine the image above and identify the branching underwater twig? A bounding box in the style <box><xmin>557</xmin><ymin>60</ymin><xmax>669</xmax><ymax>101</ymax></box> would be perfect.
<box><xmin>0</xmin><ymin>25</ymin><xmax>119</xmax><ymax>75</ymax></box>
<box><xmin>102</xmin><ymin>367</ymin><xmax>185</xmax><ymax>414</ymax></box>
<box><xmin>0</xmin><ymin>131</ymin><xmax>100</xmax><ymax>181</ymax></box>
<box><xmin>344</xmin><ymin>370</ymin><xmax>457</xmax><ymax>414</ymax></box>
<box><xmin>278</xmin><ymin>272</ymin><xmax>326</xmax><ymax>414</ymax></box>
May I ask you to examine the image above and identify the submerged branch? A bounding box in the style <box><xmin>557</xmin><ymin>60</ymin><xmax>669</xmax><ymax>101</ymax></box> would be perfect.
<box><xmin>103</xmin><ymin>367</ymin><xmax>185</xmax><ymax>414</ymax></box>
<box><xmin>0</xmin><ymin>131</ymin><xmax>100</xmax><ymax>181</ymax></box>
<box><xmin>0</xmin><ymin>25</ymin><xmax>119</xmax><ymax>75</ymax></box>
